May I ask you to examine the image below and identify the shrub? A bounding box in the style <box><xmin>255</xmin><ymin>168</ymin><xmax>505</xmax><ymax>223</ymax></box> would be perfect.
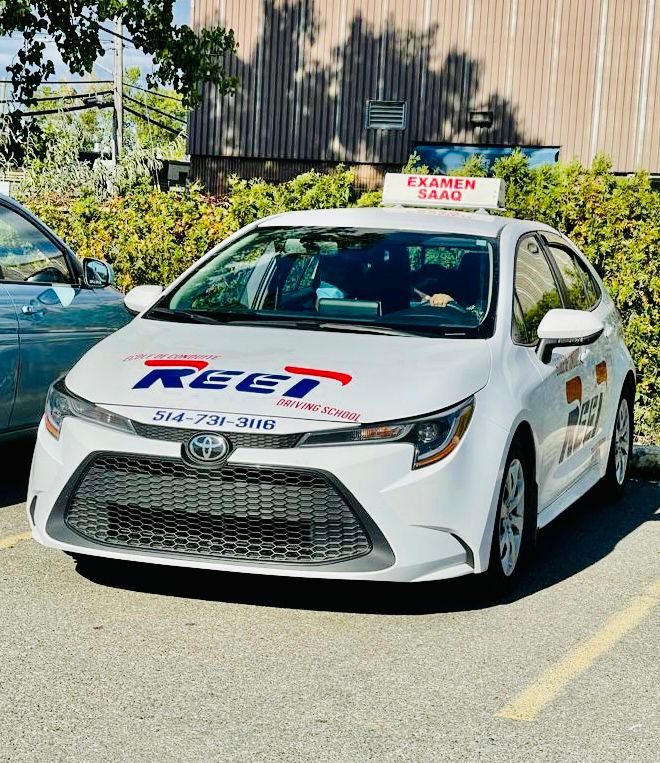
<box><xmin>18</xmin><ymin>154</ymin><xmax>660</xmax><ymax>441</ymax></box>
<box><xmin>222</xmin><ymin>166</ymin><xmax>357</xmax><ymax>231</ymax></box>
<box><xmin>21</xmin><ymin>182</ymin><xmax>229</xmax><ymax>291</ymax></box>
<box><xmin>490</xmin><ymin>153</ymin><xmax>660</xmax><ymax>441</ymax></box>
<box><xmin>355</xmin><ymin>189</ymin><xmax>382</xmax><ymax>207</ymax></box>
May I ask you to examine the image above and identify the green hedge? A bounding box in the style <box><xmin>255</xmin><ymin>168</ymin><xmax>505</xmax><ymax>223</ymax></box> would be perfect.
<box><xmin>492</xmin><ymin>153</ymin><xmax>660</xmax><ymax>441</ymax></box>
<box><xmin>21</xmin><ymin>182</ymin><xmax>229</xmax><ymax>291</ymax></box>
<box><xmin>20</xmin><ymin>170</ymin><xmax>357</xmax><ymax>290</ymax></box>
<box><xmin>19</xmin><ymin>156</ymin><xmax>660</xmax><ymax>441</ymax></box>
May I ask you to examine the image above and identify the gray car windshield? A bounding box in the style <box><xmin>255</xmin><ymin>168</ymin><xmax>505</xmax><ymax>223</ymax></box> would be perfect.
<box><xmin>155</xmin><ymin>227</ymin><xmax>497</xmax><ymax>337</ymax></box>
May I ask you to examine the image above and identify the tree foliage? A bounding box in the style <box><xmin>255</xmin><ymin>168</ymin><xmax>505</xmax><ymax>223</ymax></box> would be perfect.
<box><xmin>21</xmin><ymin>69</ymin><xmax>188</xmax><ymax>159</ymax></box>
<box><xmin>0</xmin><ymin>1</ymin><xmax>237</xmax><ymax>108</ymax></box>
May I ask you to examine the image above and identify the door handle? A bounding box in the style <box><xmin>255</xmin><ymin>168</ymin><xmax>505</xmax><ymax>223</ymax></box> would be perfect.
<box><xmin>21</xmin><ymin>304</ymin><xmax>45</xmax><ymax>316</ymax></box>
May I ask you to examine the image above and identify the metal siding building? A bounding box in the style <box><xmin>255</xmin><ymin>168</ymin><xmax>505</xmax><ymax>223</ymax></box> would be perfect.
<box><xmin>189</xmin><ymin>0</ymin><xmax>660</xmax><ymax>193</ymax></box>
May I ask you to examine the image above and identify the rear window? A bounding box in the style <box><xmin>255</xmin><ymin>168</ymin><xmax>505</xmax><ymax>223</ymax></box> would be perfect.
<box><xmin>546</xmin><ymin>244</ymin><xmax>600</xmax><ymax>310</ymax></box>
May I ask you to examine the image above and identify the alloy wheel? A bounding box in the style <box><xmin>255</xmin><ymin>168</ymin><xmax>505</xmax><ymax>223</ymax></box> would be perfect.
<box><xmin>499</xmin><ymin>458</ymin><xmax>525</xmax><ymax>577</ymax></box>
<box><xmin>614</xmin><ymin>398</ymin><xmax>631</xmax><ymax>486</ymax></box>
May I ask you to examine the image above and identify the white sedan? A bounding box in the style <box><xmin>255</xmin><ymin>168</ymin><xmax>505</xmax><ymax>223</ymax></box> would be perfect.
<box><xmin>27</xmin><ymin>175</ymin><xmax>635</xmax><ymax>593</ymax></box>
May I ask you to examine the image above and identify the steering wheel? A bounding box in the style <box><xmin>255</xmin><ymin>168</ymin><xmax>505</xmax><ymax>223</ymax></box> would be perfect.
<box><xmin>417</xmin><ymin>298</ymin><xmax>470</xmax><ymax>315</ymax></box>
<box><xmin>27</xmin><ymin>267</ymin><xmax>68</xmax><ymax>284</ymax></box>
<box><xmin>443</xmin><ymin>300</ymin><xmax>471</xmax><ymax>315</ymax></box>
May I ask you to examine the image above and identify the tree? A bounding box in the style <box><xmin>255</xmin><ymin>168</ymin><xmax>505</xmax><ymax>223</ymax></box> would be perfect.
<box><xmin>0</xmin><ymin>1</ymin><xmax>238</xmax><ymax>108</ymax></box>
<box><xmin>18</xmin><ymin>69</ymin><xmax>187</xmax><ymax>161</ymax></box>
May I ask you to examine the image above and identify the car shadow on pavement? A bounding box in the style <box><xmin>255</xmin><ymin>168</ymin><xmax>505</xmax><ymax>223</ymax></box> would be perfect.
<box><xmin>0</xmin><ymin>435</ymin><xmax>35</xmax><ymax>509</ymax></box>
<box><xmin>75</xmin><ymin>478</ymin><xmax>659</xmax><ymax>615</ymax></box>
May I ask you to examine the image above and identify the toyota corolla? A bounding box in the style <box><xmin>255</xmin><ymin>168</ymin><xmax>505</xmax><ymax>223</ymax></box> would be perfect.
<box><xmin>27</xmin><ymin>175</ymin><xmax>635</xmax><ymax>592</ymax></box>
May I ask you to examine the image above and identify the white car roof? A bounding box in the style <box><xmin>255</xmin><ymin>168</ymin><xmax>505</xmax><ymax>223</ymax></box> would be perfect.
<box><xmin>256</xmin><ymin>207</ymin><xmax>555</xmax><ymax>239</ymax></box>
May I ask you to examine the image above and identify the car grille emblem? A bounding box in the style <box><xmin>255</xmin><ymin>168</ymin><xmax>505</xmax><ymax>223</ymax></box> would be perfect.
<box><xmin>185</xmin><ymin>433</ymin><xmax>230</xmax><ymax>465</ymax></box>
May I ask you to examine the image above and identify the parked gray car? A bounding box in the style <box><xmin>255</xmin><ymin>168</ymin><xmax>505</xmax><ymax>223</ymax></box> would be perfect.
<box><xmin>0</xmin><ymin>194</ymin><xmax>130</xmax><ymax>437</ymax></box>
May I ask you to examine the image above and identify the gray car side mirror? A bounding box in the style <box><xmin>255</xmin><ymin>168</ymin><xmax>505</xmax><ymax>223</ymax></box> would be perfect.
<box><xmin>83</xmin><ymin>258</ymin><xmax>113</xmax><ymax>289</ymax></box>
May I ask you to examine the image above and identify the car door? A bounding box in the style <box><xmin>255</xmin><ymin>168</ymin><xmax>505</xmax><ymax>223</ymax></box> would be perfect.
<box><xmin>540</xmin><ymin>233</ymin><xmax>612</xmax><ymax>459</ymax></box>
<box><xmin>512</xmin><ymin>234</ymin><xmax>597</xmax><ymax>511</ymax></box>
<box><xmin>0</xmin><ymin>283</ymin><xmax>18</xmax><ymax>430</ymax></box>
<box><xmin>0</xmin><ymin>202</ymin><xmax>118</xmax><ymax>428</ymax></box>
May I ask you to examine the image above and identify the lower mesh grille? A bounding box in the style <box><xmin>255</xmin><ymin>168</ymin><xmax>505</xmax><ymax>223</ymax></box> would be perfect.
<box><xmin>63</xmin><ymin>454</ymin><xmax>372</xmax><ymax>564</ymax></box>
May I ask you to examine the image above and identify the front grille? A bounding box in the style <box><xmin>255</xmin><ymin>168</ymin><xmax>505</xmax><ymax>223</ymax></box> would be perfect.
<box><xmin>132</xmin><ymin>421</ymin><xmax>301</xmax><ymax>449</ymax></box>
<box><xmin>63</xmin><ymin>454</ymin><xmax>372</xmax><ymax>564</ymax></box>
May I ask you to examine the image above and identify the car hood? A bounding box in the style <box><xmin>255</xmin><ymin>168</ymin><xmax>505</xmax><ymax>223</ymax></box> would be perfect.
<box><xmin>65</xmin><ymin>318</ymin><xmax>492</xmax><ymax>428</ymax></box>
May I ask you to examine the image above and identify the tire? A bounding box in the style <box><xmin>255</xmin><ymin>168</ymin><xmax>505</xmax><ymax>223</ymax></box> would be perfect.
<box><xmin>480</xmin><ymin>441</ymin><xmax>537</xmax><ymax>596</ymax></box>
<box><xmin>600</xmin><ymin>389</ymin><xmax>634</xmax><ymax>501</ymax></box>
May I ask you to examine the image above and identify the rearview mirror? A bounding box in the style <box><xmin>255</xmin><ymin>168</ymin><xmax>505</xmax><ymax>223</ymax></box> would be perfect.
<box><xmin>83</xmin><ymin>257</ymin><xmax>113</xmax><ymax>288</ymax></box>
<box><xmin>124</xmin><ymin>285</ymin><xmax>164</xmax><ymax>315</ymax></box>
<box><xmin>537</xmin><ymin>309</ymin><xmax>604</xmax><ymax>363</ymax></box>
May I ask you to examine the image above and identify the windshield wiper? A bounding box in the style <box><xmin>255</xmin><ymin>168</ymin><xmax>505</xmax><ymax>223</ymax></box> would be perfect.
<box><xmin>223</xmin><ymin>317</ymin><xmax>311</xmax><ymax>329</ymax></box>
<box><xmin>146</xmin><ymin>307</ymin><xmax>222</xmax><ymax>325</ymax></box>
<box><xmin>318</xmin><ymin>322</ymin><xmax>421</xmax><ymax>337</ymax></box>
<box><xmin>228</xmin><ymin>318</ymin><xmax>422</xmax><ymax>337</ymax></box>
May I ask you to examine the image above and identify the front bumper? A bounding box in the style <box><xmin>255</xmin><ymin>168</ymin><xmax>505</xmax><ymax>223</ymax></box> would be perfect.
<box><xmin>27</xmin><ymin>407</ymin><xmax>510</xmax><ymax>582</ymax></box>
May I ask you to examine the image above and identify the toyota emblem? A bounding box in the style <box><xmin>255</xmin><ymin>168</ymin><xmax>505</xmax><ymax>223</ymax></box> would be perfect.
<box><xmin>185</xmin><ymin>433</ymin><xmax>230</xmax><ymax>465</ymax></box>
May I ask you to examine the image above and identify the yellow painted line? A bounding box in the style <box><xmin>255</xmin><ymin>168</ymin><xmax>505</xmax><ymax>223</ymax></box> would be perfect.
<box><xmin>0</xmin><ymin>531</ymin><xmax>32</xmax><ymax>550</ymax></box>
<box><xmin>497</xmin><ymin>579</ymin><xmax>660</xmax><ymax>722</ymax></box>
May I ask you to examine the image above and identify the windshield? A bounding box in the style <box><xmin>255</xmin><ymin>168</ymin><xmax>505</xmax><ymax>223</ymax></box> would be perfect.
<box><xmin>152</xmin><ymin>227</ymin><xmax>497</xmax><ymax>337</ymax></box>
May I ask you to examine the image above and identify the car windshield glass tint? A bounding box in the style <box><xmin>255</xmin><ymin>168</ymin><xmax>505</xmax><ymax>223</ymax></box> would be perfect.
<box><xmin>159</xmin><ymin>227</ymin><xmax>497</xmax><ymax>337</ymax></box>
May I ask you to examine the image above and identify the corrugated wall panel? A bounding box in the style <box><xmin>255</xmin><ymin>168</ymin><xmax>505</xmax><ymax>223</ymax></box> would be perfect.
<box><xmin>640</xmin><ymin>0</ymin><xmax>660</xmax><ymax>169</ymax></box>
<box><xmin>602</xmin><ymin>0</ymin><xmax>648</xmax><ymax>169</ymax></box>
<box><xmin>189</xmin><ymin>0</ymin><xmax>660</xmax><ymax>178</ymax></box>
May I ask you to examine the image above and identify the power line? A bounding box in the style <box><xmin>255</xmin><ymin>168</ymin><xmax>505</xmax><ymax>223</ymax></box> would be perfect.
<box><xmin>90</xmin><ymin>19</ymin><xmax>135</xmax><ymax>45</ymax></box>
<box><xmin>124</xmin><ymin>93</ymin><xmax>186</xmax><ymax>124</ymax></box>
<box><xmin>123</xmin><ymin>104</ymin><xmax>185</xmax><ymax>136</ymax></box>
<box><xmin>0</xmin><ymin>90</ymin><xmax>112</xmax><ymax>104</ymax></box>
<box><xmin>15</xmin><ymin>101</ymin><xmax>113</xmax><ymax>117</ymax></box>
<box><xmin>10</xmin><ymin>94</ymin><xmax>186</xmax><ymax>134</ymax></box>
<box><xmin>0</xmin><ymin>79</ymin><xmax>112</xmax><ymax>85</ymax></box>
<box><xmin>73</xmin><ymin>12</ymin><xmax>133</xmax><ymax>45</ymax></box>
<box><xmin>125</xmin><ymin>82</ymin><xmax>183</xmax><ymax>102</ymax></box>
<box><xmin>1</xmin><ymin>82</ymin><xmax>183</xmax><ymax>104</ymax></box>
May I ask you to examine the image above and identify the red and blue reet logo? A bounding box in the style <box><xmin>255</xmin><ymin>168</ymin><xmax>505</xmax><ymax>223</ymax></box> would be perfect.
<box><xmin>132</xmin><ymin>358</ymin><xmax>352</xmax><ymax>400</ymax></box>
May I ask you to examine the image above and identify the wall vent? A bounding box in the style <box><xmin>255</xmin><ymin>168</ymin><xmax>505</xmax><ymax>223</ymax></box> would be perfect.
<box><xmin>365</xmin><ymin>100</ymin><xmax>407</xmax><ymax>130</ymax></box>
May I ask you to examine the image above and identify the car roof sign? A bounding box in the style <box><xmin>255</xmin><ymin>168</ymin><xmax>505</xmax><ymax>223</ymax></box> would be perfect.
<box><xmin>381</xmin><ymin>173</ymin><xmax>506</xmax><ymax>211</ymax></box>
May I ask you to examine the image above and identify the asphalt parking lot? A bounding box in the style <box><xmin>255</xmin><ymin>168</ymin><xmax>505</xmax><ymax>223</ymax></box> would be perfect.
<box><xmin>0</xmin><ymin>437</ymin><xmax>658</xmax><ymax>763</ymax></box>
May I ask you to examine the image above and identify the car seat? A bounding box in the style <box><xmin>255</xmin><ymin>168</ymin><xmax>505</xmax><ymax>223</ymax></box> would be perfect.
<box><xmin>359</xmin><ymin>246</ymin><xmax>411</xmax><ymax>314</ymax></box>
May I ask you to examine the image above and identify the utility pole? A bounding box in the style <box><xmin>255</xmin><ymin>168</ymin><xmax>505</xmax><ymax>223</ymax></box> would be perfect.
<box><xmin>112</xmin><ymin>15</ymin><xmax>123</xmax><ymax>163</ymax></box>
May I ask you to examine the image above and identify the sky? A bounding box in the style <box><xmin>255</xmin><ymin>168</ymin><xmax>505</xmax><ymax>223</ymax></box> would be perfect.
<box><xmin>0</xmin><ymin>1</ymin><xmax>191</xmax><ymax>93</ymax></box>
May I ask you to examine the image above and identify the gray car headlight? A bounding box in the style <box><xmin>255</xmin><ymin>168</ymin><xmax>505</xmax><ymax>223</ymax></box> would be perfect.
<box><xmin>299</xmin><ymin>398</ymin><xmax>474</xmax><ymax>469</ymax></box>
<box><xmin>44</xmin><ymin>378</ymin><xmax>135</xmax><ymax>440</ymax></box>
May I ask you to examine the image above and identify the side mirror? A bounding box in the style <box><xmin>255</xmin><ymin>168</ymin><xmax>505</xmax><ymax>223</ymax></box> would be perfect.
<box><xmin>124</xmin><ymin>284</ymin><xmax>164</xmax><ymax>315</ymax></box>
<box><xmin>82</xmin><ymin>257</ymin><xmax>113</xmax><ymax>288</ymax></box>
<box><xmin>536</xmin><ymin>308</ymin><xmax>604</xmax><ymax>363</ymax></box>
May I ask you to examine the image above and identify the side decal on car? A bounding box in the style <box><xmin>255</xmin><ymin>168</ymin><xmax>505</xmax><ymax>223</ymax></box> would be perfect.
<box><xmin>559</xmin><ymin>362</ymin><xmax>608</xmax><ymax>464</ymax></box>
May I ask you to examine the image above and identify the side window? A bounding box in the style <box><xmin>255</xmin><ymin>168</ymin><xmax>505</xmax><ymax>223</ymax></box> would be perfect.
<box><xmin>513</xmin><ymin>236</ymin><xmax>563</xmax><ymax>344</ymax></box>
<box><xmin>546</xmin><ymin>243</ymin><xmax>600</xmax><ymax>310</ymax></box>
<box><xmin>0</xmin><ymin>206</ymin><xmax>71</xmax><ymax>284</ymax></box>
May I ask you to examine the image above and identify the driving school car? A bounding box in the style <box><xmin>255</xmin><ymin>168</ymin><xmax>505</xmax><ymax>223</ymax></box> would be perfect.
<box><xmin>27</xmin><ymin>175</ymin><xmax>635</xmax><ymax>591</ymax></box>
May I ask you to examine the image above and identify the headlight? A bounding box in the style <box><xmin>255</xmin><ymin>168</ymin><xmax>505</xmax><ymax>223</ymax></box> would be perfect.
<box><xmin>299</xmin><ymin>398</ymin><xmax>474</xmax><ymax>469</ymax></box>
<box><xmin>44</xmin><ymin>378</ymin><xmax>135</xmax><ymax>440</ymax></box>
